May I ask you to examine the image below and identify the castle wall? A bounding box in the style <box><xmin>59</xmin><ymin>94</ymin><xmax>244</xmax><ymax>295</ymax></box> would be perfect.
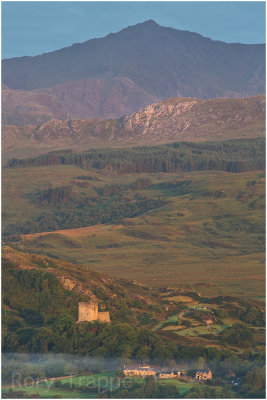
<box><xmin>78</xmin><ymin>302</ymin><xmax>98</xmax><ymax>322</ymax></box>
<box><xmin>98</xmin><ymin>311</ymin><xmax>110</xmax><ymax>323</ymax></box>
<box><xmin>78</xmin><ymin>302</ymin><xmax>110</xmax><ymax>323</ymax></box>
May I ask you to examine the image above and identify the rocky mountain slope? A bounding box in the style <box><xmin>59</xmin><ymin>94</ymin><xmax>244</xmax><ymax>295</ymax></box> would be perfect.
<box><xmin>2</xmin><ymin>95</ymin><xmax>265</xmax><ymax>161</ymax></box>
<box><xmin>2</xmin><ymin>20</ymin><xmax>265</xmax><ymax>123</ymax></box>
<box><xmin>45</xmin><ymin>77</ymin><xmax>159</xmax><ymax>120</ymax></box>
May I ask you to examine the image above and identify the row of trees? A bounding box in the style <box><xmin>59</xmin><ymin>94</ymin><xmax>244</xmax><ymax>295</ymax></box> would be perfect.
<box><xmin>6</xmin><ymin>138</ymin><xmax>265</xmax><ymax>173</ymax></box>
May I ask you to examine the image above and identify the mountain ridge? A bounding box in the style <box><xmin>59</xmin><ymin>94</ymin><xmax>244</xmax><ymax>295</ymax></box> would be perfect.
<box><xmin>2</xmin><ymin>95</ymin><xmax>265</xmax><ymax>161</ymax></box>
<box><xmin>2</xmin><ymin>20</ymin><xmax>265</xmax><ymax>122</ymax></box>
<box><xmin>2</xmin><ymin>78</ymin><xmax>159</xmax><ymax>124</ymax></box>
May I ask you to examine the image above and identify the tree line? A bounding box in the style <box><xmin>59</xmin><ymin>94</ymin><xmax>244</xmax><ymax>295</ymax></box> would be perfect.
<box><xmin>6</xmin><ymin>138</ymin><xmax>265</xmax><ymax>173</ymax></box>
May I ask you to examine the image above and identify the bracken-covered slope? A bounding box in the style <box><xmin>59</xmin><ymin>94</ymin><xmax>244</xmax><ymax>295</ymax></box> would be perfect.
<box><xmin>2</xmin><ymin>20</ymin><xmax>265</xmax><ymax>122</ymax></box>
<box><xmin>2</xmin><ymin>95</ymin><xmax>265</xmax><ymax>160</ymax></box>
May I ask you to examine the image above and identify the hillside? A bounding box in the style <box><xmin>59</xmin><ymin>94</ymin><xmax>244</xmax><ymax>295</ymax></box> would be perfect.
<box><xmin>2</xmin><ymin>20</ymin><xmax>265</xmax><ymax>122</ymax></box>
<box><xmin>2</xmin><ymin>245</ymin><xmax>156</xmax><ymax>324</ymax></box>
<box><xmin>2</xmin><ymin>78</ymin><xmax>159</xmax><ymax>125</ymax></box>
<box><xmin>45</xmin><ymin>77</ymin><xmax>159</xmax><ymax>120</ymax></box>
<box><xmin>3</xmin><ymin>151</ymin><xmax>265</xmax><ymax>297</ymax></box>
<box><xmin>2</xmin><ymin>245</ymin><xmax>265</xmax><ymax>400</ymax></box>
<box><xmin>2</xmin><ymin>86</ymin><xmax>68</xmax><ymax>125</ymax></box>
<box><xmin>2</xmin><ymin>244</ymin><xmax>265</xmax><ymax>341</ymax></box>
<box><xmin>2</xmin><ymin>95</ymin><xmax>265</xmax><ymax>161</ymax></box>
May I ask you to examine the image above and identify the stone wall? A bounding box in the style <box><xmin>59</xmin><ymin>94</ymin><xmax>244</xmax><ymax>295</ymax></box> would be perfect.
<box><xmin>78</xmin><ymin>302</ymin><xmax>98</xmax><ymax>322</ymax></box>
<box><xmin>78</xmin><ymin>302</ymin><xmax>110</xmax><ymax>323</ymax></box>
<box><xmin>98</xmin><ymin>311</ymin><xmax>111</xmax><ymax>323</ymax></box>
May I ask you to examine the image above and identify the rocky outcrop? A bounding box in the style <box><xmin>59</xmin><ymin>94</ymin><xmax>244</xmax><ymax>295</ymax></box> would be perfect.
<box><xmin>55</xmin><ymin>274</ymin><xmax>97</xmax><ymax>300</ymax></box>
<box><xmin>2</xmin><ymin>246</ymin><xmax>127</xmax><ymax>304</ymax></box>
<box><xmin>2</xmin><ymin>95</ymin><xmax>265</xmax><ymax>160</ymax></box>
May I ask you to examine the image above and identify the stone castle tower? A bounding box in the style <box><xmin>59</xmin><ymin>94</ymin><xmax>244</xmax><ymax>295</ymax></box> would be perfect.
<box><xmin>78</xmin><ymin>302</ymin><xmax>98</xmax><ymax>322</ymax></box>
<box><xmin>78</xmin><ymin>302</ymin><xmax>110</xmax><ymax>323</ymax></box>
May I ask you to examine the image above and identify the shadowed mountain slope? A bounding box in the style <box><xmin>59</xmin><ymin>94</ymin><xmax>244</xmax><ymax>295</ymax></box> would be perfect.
<box><xmin>2</xmin><ymin>78</ymin><xmax>159</xmax><ymax>125</ymax></box>
<box><xmin>2</xmin><ymin>86</ymin><xmax>68</xmax><ymax>125</ymax></box>
<box><xmin>2</xmin><ymin>20</ymin><xmax>265</xmax><ymax>122</ymax></box>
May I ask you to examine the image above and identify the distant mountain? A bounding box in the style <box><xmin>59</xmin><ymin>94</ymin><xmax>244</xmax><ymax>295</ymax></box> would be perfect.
<box><xmin>2</xmin><ymin>20</ymin><xmax>265</xmax><ymax>123</ymax></box>
<box><xmin>45</xmin><ymin>77</ymin><xmax>159</xmax><ymax>119</ymax></box>
<box><xmin>2</xmin><ymin>78</ymin><xmax>159</xmax><ymax>125</ymax></box>
<box><xmin>2</xmin><ymin>86</ymin><xmax>68</xmax><ymax>125</ymax></box>
<box><xmin>3</xmin><ymin>95</ymin><xmax>265</xmax><ymax>161</ymax></box>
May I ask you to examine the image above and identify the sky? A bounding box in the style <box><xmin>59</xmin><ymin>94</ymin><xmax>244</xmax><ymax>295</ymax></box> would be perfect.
<box><xmin>2</xmin><ymin>1</ymin><xmax>266</xmax><ymax>59</ymax></box>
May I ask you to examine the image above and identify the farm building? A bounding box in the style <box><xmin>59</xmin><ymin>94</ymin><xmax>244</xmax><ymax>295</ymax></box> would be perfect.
<box><xmin>157</xmin><ymin>370</ymin><xmax>186</xmax><ymax>379</ymax></box>
<box><xmin>123</xmin><ymin>365</ymin><xmax>158</xmax><ymax>377</ymax></box>
<box><xmin>195</xmin><ymin>369</ymin><xmax>212</xmax><ymax>381</ymax></box>
<box><xmin>123</xmin><ymin>365</ymin><xmax>186</xmax><ymax>379</ymax></box>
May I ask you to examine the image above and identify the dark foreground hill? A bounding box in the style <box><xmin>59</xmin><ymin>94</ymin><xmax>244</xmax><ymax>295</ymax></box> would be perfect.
<box><xmin>2</xmin><ymin>20</ymin><xmax>265</xmax><ymax>122</ymax></box>
<box><xmin>2</xmin><ymin>95</ymin><xmax>265</xmax><ymax>161</ymax></box>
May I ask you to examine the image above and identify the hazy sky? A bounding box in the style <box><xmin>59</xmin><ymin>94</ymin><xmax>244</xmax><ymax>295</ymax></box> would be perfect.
<box><xmin>2</xmin><ymin>1</ymin><xmax>266</xmax><ymax>59</ymax></box>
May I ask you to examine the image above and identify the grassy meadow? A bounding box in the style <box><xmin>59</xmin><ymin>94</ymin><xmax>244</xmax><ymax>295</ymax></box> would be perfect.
<box><xmin>2</xmin><ymin>372</ymin><xmax>114</xmax><ymax>399</ymax></box>
<box><xmin>2</xmin><ymin>163</ymin><xmax>265</xmax><ymax>298</ymax></box>
<box><xmin>2</xmin><ymin>371</ymin><xmax>195</xmax><ymax>399</ymax></box>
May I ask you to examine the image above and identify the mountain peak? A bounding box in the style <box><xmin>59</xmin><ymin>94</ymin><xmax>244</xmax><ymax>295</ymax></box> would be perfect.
<box><xmin>141</xmin><ymin>19</ymin><xmax>159</xmax><ymax>26</ymax></box>
<box><xmin>122</xmin><ymin>19</ymin><xmax>160</xmax><ymax>32</ymax></box>
<box><xmin>2</xmin><ymin>20</ymin><xmax>265</xmax><ymax>101</ymax></box>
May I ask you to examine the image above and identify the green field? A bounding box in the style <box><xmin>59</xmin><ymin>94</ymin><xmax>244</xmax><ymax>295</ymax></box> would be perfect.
<box><xmin>2</xmin><ymin>386</ymin><xmax>94</xmax><ymax>399</ymax></box>
<box><xmin>2</xmin><ymin>372</ymin><xmax>116</xmax><ymax>399</ymax></box>
<box><xmin>3</xmin><ymin>163</ymin><xmax>264</xmax><ymax>297</ymax></box>
<box><xmin>50</xmin><ymin>372</ymin><xmax>115</xmax><ymax>386</ymax></box>
<box><xmin>2</xmin><ymin>372</ymin><xmax>194</xmax><ymax>398</ymax></box>
<box><xmin>156</xmin><ymin>380</ymin><xmax>194</xmax><ymax>395</ymax></box>
<box><xmin>153</xmin><ymin>315</ymin><xmax>180</xmax><ymax>330</ymax></box>
<box><xmin>173</xmin><ymin>324</ymin><xmax>228</xmax><ymax>337</ymax></box>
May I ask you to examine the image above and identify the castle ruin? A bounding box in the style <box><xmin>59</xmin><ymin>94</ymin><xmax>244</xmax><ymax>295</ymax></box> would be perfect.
<box><xmin>78</xmin><ymin>302</ymin><xmax>110</xmax><ymax>323</ymax></box>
